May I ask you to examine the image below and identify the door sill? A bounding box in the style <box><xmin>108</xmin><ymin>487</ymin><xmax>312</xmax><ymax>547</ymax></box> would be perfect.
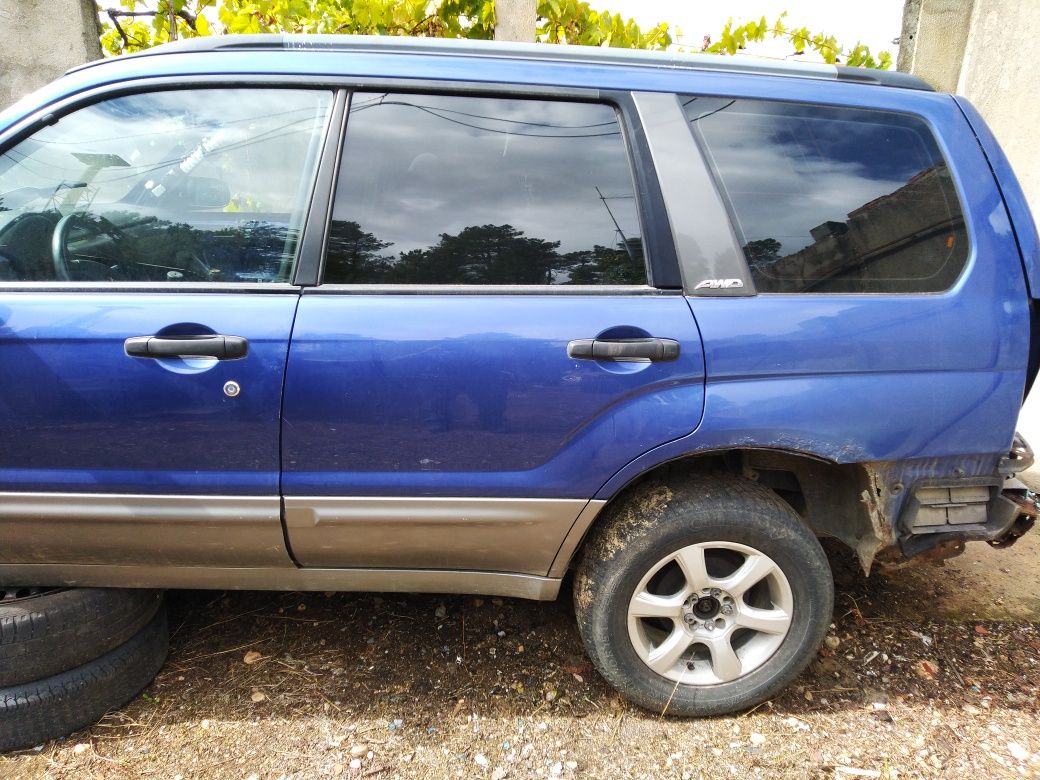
<box><xmin>0</xmin><ymin>563</ymin><xmax>563</xmax><ymax>601</ymax></box>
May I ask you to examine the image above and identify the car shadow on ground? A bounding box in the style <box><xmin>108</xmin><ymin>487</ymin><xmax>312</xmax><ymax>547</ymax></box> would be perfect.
<box><xmin>2</xmin><ymin>536</ymin><xmax>1038</xmax><ymax>778</ymax></box>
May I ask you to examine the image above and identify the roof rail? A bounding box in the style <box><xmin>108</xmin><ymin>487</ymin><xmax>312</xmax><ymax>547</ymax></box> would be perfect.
<box><xmin>72</xmin><ymin>34</ymin><xmax>934</xmax><ymax>92</ymax></box>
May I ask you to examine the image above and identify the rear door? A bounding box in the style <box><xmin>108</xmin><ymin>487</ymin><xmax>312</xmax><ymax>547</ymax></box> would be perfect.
<box><xmin>0</xmin><ymin>86</ymin><xmax>332</xmax><ymax>567</ymax></box>
<box><xmin>281</xmin><ymin>90</ymin><xmax>704</xmax><ymax>575</ymax></box>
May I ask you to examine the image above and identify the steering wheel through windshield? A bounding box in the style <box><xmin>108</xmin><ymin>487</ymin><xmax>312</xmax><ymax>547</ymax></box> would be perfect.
<box><xmin>51</xmin><ymin>212</ymin><xmax>131</xmax><ymax>282</ymax></box>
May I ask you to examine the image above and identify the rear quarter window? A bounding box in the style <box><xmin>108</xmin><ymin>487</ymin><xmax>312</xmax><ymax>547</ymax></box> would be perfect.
<box><xmin>682</xmin><ymin>97</ymin><xmax>969</xmax><ymax>294</ymax></box>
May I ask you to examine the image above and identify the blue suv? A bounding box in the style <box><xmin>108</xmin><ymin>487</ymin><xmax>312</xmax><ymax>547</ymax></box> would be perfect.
<box><xmin>0</xmin><ymin>35</ymin><xmax>1037</xmax><ymax>743</ymax></box>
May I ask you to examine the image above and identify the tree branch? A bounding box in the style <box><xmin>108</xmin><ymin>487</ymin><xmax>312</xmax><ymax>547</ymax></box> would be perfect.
<box><xmin>105</xmin><ymin>8</ymin><xmax>131</xmax><ymax>50</ymax></box>
<box><xmin>105</xmin><ymin>6</ymin><xmax>199</xmax><ymax>33</ymax></box>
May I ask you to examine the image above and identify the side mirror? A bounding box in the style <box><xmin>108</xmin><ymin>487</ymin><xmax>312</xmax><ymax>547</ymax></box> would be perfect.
<box><xmin>182</xmin><ymin>177</ymin><xmax>231</xmax><ymax>211</ymax></box>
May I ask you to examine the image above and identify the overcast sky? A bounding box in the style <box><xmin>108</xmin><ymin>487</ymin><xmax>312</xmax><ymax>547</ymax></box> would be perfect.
<box><xmin>606</xmin><ymin>1</ymin><xmax>905</xmax><ymax>63</ymax></box>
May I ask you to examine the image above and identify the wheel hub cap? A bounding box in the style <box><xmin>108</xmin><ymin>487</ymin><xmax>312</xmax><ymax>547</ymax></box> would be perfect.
<box><xmin>690</xmin><ymin>594</ymin><xmax>722</xmax><ymax>620</ymax></box>
<box><xmin>627</xmin><ymin>541</ymin><xmax>794</xmax><ymax>685</ymax></box>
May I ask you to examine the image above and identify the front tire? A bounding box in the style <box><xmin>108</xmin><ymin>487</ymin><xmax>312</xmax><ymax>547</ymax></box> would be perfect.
<box><xmin>574</xmin><ymin>473</ymin><xmax>833</xmax><ymax>716</ymax></box>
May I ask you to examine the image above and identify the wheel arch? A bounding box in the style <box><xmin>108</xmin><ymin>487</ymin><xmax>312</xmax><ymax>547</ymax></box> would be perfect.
<box><xmin>551</xmin><ymin>447</ymin><xmax>893</xmax><ymax>578</ymax></box>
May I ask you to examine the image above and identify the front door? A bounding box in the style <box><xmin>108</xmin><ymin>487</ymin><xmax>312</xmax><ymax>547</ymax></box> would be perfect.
<box><xmin>0</xmin><ymin>86</ymin><xmax>333</xmax><ymax>567</ymax></box>
<box><xmin>281</xmin><ymin>91</ymin><xmax>705</xmax><ymax>575</ymax></box>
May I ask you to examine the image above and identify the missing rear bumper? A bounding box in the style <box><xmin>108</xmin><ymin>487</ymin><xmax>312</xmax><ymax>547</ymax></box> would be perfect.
<box><xmin>896</xmin><ymin>477</ymin><xmax>1037</xmax><ymax>561</ymax></box>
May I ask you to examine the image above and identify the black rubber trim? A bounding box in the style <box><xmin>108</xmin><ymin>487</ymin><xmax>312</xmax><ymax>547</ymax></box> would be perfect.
<box><xmin>835</xmin><ymin>65</ymin><xmax>934</xmax><ymax>91</ymax></box>
<box><xmin>612</xmin><ymin>91</ymin><xmax>682</xmax><ymax>289</ymax></box>
<box><xmin>293</xmin><ymin>89</ymin><xmax>347</xmax><ymax>287</ymax></box>
<box><xmin>0</xmin><ymin>588</ymin><xmax>163</xmax><ymax>688</ymax></box>
<box><xmin>0</xmin><ymin>606</ymin><xmax>168</xmax><ymax>753</ymax></box>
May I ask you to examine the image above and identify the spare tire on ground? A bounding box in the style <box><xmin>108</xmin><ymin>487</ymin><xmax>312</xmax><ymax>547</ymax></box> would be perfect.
<box><xmin>0</xmin><ymin>587</ymin><xmax>163</xmax><ymax>687</ymax></box>
<box><xmin>0</xmin><ymin>604</ymin><xmax>169</xmax><ymax>753</ymax></box>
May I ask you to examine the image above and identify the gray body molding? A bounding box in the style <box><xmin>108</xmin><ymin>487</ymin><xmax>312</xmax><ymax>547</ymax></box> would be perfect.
<box><xmin>0</xmin><ymin>493</ymin><xmax>286</xmax><ymax>567</ymax></box>
<box><xmin>0</xmin><ymin>493</ymin><xmax>607</xmax><ymax>600</ymax></box>
<box><xmin>283</xmin><ymin>497</ymin><xmax>603</xmax><ymax>574</ymax></box>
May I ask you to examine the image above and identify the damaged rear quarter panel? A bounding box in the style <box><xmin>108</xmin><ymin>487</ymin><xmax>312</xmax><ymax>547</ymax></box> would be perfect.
<box><xmin>596</xmin><ymin>87</ymin><xmax>1027</xmax><ymax>527</ymax></box>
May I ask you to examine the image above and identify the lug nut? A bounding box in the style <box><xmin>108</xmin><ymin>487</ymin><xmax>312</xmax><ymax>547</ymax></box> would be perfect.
<box><xmin>710</xmin><ymin>588</ymin><xmax>721</xmax><ymax>598</ymax></box>
<box><xmin>721</xmin><ymin>604</ymin><xmax>733</xmax><ymax>615</ymax></box>
<box><xmin>683</xmin><ymin>614</ymin><xmax>696</xmax><ymax>625</ymax></box>
<box><xmin>704</xmin><ymin>621</ymin><xmax>715</xmax><ymax>631</ymax></box>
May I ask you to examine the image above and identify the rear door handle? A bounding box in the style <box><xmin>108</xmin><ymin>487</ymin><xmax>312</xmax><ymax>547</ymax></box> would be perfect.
<box><xmin>124</xmin><ymin>334</ymin><xmax>249</xmax><ymax>360</ymax></box>
<box><xmin>567</xmin><ymin>337</ymin><xmax>680</xmax><ymax>362</ymax></box>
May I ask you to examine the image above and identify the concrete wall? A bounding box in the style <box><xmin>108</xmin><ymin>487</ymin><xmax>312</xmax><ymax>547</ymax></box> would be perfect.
<box><xmin>900</xmin><ymin>0</ymin><xmax>1040</xmax><ymax>444</ymax></box>
<box><xmin>897</xmin><ymin>0</ymin><xmax>975</xmax><ymax>93</ymax></box>
<box><xmin>956</xmin><ymin>0</ymin><xmax>1040</xmax><ymax>217</ymax></box>
<box><xmin>899</xmin><ymin>0</ymin><xmax>1040</xmax><ymax>214</ymax></box>
<box><xmin>0</xmin><ymin>0</ymin><xmax>102</xmax><ymax>111</ymax></box>
<box><xmin>494</xmin><ymin>0</ymin><xmax>537</xmax><ymax>42</ymax></box>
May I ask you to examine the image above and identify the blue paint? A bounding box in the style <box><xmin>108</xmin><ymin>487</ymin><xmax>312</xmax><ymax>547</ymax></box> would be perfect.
<box><xmin>0</xmin><ymin>293</ymin><xmax>298</xmax><ymax>494</ymax></box>
<box><xmin>282</xmin><ymin>295</ymin><xmax>705</xmax><ymax>497</ymax></box>
<box><xmin>955</xmin><ymin>97</ymin><xmax>1040</xmax><ymax>299</ymax></box>
<box><xmin>0</xmin><ymin>43</ymin><xmax>1033</xmax><ymax>516</ymax></box>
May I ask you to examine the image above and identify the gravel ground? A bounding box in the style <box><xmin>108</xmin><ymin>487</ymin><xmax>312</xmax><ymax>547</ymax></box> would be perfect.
<box><xmin>2</xmin><ymin>509</ymin><xmax>1039</xmax><ymax>779</ymax></box>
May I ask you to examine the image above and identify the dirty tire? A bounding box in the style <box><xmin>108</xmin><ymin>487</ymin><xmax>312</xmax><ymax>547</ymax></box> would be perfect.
<box><xmin>0</xmin><ymin>588</ymin><xmax>163</xmax><ymax>687</ymax></box>
<box><xmin>0</xmin><ymin>605</ymin><xmax>168</xmax><ymax>753</ymax></box>
<box><xmin>574</xmin><ymin>473</ymin><xmax>833</xmax><ymax>716</ymax></box>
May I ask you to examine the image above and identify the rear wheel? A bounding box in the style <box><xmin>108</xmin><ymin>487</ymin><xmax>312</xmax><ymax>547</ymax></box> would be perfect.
<box><xmin>574</xmin><ymin>473</ymin><xmax>833</xmax><ymax>716</ymax></box>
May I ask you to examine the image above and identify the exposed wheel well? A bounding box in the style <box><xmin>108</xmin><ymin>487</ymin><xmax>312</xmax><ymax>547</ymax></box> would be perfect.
<box><xmin>558</xmin><ymin>448</ymin><xmax>891</xmax><ymax>576</ymax></box>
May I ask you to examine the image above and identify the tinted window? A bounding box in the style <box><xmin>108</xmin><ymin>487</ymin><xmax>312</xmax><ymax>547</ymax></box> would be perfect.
<box><xmin>325</xmin><ymin>93</ymin><xmax>645</xmax><ymax>285</ymax></box>
<box><xmin>683</xmin><ymin>97</ymin><xmax>968</xmax><ymax>294</ymax></box>
<box><xmin>0</xmin><ymin>89</ymin><xmax>331</xmax><ymax>283</ymax></box>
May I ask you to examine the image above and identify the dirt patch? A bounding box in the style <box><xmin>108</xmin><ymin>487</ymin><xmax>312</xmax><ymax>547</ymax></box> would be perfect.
<box><xmin>1</xmin><ymin>539</ymin><xmax>1038</xmax><ymax>779</ymax></box>
<box><xmin>573</xmin><ymin>481</ymin><xmax>673</xmax><ymax>612</ymax></box>
<box><xmin>2</xmin><ymin>475</ymin><xmax>1039</xmax><ymax>779</ymax></box>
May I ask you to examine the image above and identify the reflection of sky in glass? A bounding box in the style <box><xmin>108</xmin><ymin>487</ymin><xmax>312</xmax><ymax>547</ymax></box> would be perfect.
<box><xmin>333</xmin><ymin>93</ymin><xmax>642</xmax><ymax>258</ymax></box>
<box><xmin>686</xmin><ymin>98</ymin><xmax>951</xmax><ymax>257</ymax></box>
<box><xmin>0</xmin><ymin>89</ymin><xmax>331</xmax><ymax>220</ymax></box>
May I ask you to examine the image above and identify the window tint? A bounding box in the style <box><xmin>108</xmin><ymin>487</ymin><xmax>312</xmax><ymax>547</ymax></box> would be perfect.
<box><xmin>683</xmin><ymin>97</ymin><xmax>968</xmax><ymax>294</ymax></box>
<box><xmin>324</xmin><ymin>93</ymin><xmax>645</xmax><ymax>285</ymax></box>
<box><xmin>0</xmin><ymin>89</ymin><xmax>331</xmax><ymax>283</ymax></box>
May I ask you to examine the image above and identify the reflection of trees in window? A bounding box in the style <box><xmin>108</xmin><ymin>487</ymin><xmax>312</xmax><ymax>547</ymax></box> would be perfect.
<box><xmin>742</xmin><ymin>238</ymin><xmax>782</xmax><ymax>275</ymax></box>
<box><xmin>324</xmin><ymin>220</ymin><xmax>394</xmax><ymax>283</ymax></box>
<box><xmin>563</xmin><ymin>238</ymin><xmax>646</xmax><ymax>285</ymax></box>
<box><xmin>391</xmin><ymin>225</ymin><xmax>560</xmax><ymax>285</ymax></box>
<box><xmin>324</xmin><ymin>222</ymin><xmax>646</xmax><ymax>285</ymax></box>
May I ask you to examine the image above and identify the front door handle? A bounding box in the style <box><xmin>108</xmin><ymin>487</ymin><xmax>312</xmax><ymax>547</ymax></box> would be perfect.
<box><xmin>124</xmin><ymin>334</ymin><xmax>249</xmax><ymax>360</ymax></box>
<box><xmin>567</xmin><ymin>337</ymin><xmax>680</xmax><ymax>362</ymax></box>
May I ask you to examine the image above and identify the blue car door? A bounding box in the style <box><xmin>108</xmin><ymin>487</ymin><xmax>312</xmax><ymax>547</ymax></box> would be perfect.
<box><xmin>281</xmin><ymin>90</ymin><xmax>705</xmax><ymax>575</ymax></box>
<box><xmin>0</xmin><ymin>86</ymin><xmax>333</xmax><ymax>567</ymax></box>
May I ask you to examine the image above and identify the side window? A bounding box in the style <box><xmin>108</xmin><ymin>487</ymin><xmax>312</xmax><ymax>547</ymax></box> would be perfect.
<box><xmin>682</xmin><ymin>97</ymin><xmax>969</xmax><ymax>294</ymax></box>
<box><xmin>0</xmin><ymin>88</ymin><xmax>332</xmax><ymax>283</ymax></box>
<box><xmin>324</xmin><ymin>93</ymin><xmax>646</xmax><ymax>285</ymax></box>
